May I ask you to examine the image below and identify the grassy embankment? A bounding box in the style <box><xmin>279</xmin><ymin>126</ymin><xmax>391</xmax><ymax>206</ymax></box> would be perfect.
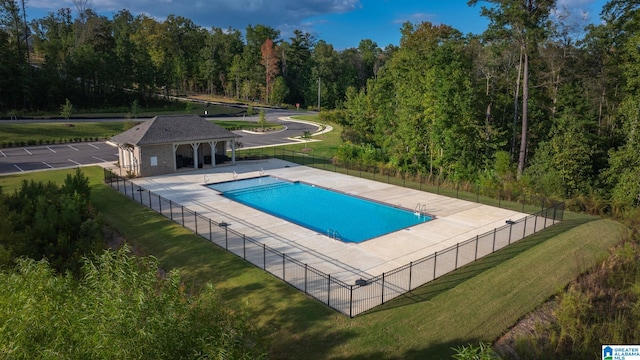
<box><xmin>0</xmin><ymin>115</ymin><xmax>280</xmax><ymax>148</ymax></box>
<box><xmin>0</xmin><ymin>160</ymin><xmax>627</xmax><ymax>359</ymax></box>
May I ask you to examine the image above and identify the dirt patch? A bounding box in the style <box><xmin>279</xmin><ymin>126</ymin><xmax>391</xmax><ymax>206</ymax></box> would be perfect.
<box><xmin>493</xmin><ymin>299</ymin><xmax>559</xmax><ymax>359</ymax></box>
<box><xmin>103</xmin><ymin>226</ymin><xmax>144</xmax><ymax>257</ymax></box>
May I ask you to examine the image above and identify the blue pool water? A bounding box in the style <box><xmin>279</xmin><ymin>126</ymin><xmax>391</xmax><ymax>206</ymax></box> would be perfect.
<box><xmin>208</xmin><ymin>176</ymin><xmax>431</xmax><ymax>243</ymax></box>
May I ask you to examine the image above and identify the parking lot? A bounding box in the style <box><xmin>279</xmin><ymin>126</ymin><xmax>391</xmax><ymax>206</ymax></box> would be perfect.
<box><xmin>0</xmin><ymin>141</ymin><xmax>119</xmax><ymax>174</ymax></box>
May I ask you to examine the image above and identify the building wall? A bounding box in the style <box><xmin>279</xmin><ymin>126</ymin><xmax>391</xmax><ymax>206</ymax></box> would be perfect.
<box><xmin>139</xmin><ymin>144</ymin><xmax>174</xmax><ymax>177</ymax></box>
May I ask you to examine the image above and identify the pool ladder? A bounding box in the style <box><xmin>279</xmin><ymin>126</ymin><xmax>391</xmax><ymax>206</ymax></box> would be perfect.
<box><xmin>415</xmin><ymin>203</ymin><xmax>427</xmax><ymax>216</ymax></box>
<box><xmin>327</xmin><ymin>229</ymin><xmax>341</xmax><ymax>241</ymax></box>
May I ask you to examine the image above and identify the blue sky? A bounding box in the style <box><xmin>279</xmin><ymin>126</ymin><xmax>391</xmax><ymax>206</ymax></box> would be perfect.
<box><xmin>26</xmin><ymin>0</ymin><xmax>608</xmax><ymax>50</ymax></box>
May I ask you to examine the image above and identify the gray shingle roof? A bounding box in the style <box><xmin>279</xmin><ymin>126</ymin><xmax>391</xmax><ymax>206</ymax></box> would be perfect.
<box><xmin>110</xmin><ymin>114</ymin><xmax>240</xmax><ymax>146</ymax></box>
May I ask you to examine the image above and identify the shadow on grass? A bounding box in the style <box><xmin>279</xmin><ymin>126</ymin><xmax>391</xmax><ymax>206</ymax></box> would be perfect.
<box><xmin>94</xmin><ymin>183</ymin><xmax>363</xmax><ymax>358</ymax></box>
<box><xmin>361</xmin><ymin>216</ymin><xmax>598</xmax><ymax>315</ymax></box>
<box><xmin>325</xmin><ymin>337</ymin><xmax>485</xmax><ymax>360</ymax></box>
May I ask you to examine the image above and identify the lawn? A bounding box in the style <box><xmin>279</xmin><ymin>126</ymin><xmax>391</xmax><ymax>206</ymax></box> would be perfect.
<box><xmin>0</xmin><ymin>122</ymin><xmax>127</xmax><ymax>147</ymax></box>
<box><xmin>0</xmin><ymin>166</ymin><xmax>627</xmax><ymax>359</ymax></box>
<box><xmin>0</xmin><ymin>118</ymin><xmax>274</xmax><ymax>148</ymax></box>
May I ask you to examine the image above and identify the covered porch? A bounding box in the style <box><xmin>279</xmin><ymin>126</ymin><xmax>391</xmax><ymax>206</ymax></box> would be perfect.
<box><xmin>174</xmin><ymin>139</ymin><xmax>237</xmax><ymax>170</ymax></box>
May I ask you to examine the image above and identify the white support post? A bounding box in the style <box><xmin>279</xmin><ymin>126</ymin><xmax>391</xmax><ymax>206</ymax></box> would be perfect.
<box><xmin>231</xmin><ymin>140</ymin><xmax>236</xmax><ymax>164</ymax></box>
<box><xmin>209</xmin><ymin>141</ymin><xmax>217</xmax><ymax>166</ymax></box>
<box><xmin>118</xmin><ymin>146</ymin><xmax>126</xmax><ymax>169</ymax></box>
<box><xmin>173</xmin><ymin>144</ymin><xmax>179</xmax><ymax>171</ymax></box>
<box><xmin>128</xmin><ymin>149</ymin><xmax>134</xmax><ymax>172</ymax></box>
<box><xmin>191</xmin><ymin>143</ymin><xmax>200</xmax><ymax>169</ymax></box>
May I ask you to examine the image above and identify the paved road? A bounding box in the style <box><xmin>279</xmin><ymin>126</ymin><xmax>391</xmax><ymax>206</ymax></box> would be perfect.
<box><xmin>0</xmin><ymin>110</ymin><xmax>321</xmax><ymax>175</ymax></box>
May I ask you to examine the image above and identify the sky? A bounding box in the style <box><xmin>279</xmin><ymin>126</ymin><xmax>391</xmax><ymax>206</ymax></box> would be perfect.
<box><xmin>25</xmin><ymin>0</ymin><xmax>609</xmax><ymax>50</ymax></box>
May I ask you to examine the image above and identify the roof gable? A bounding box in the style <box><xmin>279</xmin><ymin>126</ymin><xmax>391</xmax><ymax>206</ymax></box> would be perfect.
<box><xmin>111</xmin><ymin>114</ymin><xmax>240</xmax><ymax>146</ymax></box>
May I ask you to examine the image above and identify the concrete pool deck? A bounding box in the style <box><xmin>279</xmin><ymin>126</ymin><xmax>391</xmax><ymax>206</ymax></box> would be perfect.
<box><xmin>123</xmin><ymin>158</ymin><xmax>529</xmax><ymax>284</ymax></box>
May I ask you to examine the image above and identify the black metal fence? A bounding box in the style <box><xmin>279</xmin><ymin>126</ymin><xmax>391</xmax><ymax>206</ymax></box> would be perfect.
<box><xmin>104</xmin><ymin>167</ymin><xmax>564</xmax><ymax>317</ymax></box>
<box><xmin>237</xmin><ymin>148</ymin><xmax>559</xmax><ymax>213</ymax></box>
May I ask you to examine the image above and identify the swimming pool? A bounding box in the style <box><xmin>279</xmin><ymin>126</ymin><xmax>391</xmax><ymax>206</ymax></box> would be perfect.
<box><xmin>207</xmin><ymin>176</ymin><xmax>431</xmax><ymax>243</ymax></box>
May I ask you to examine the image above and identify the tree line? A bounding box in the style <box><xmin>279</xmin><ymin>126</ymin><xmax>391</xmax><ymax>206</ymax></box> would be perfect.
<box><xmin>1</xmin><ymin>0</ymin><xmax>639</xmax><ymax>211</ymax></box>
<box><xmin>331</xmin><ymin>0</ymin><xmax>640</xmax><ymax>214</ymax></box>
<box><xmin>0</xmin><ymin>0</ymin><xmax>384</xmax><ymax>112</ymax></box>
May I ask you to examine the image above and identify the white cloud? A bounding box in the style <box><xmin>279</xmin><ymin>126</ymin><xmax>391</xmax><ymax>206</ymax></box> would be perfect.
<box><xmin>553</xmin><ymin>0</ymin><xmax>601</xmax><ymax>22</ymax></box>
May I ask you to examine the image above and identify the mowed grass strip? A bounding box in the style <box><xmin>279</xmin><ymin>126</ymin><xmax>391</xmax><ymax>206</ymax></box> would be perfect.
<box><xmin>0</xmin><ymin>122</ymin><xmax>127</xmax><ymax>145</ymax></box>
<box><xmin>0</xmin><ymin>167</ymin><xmax>628</xmax><ymax>359</ymax></box>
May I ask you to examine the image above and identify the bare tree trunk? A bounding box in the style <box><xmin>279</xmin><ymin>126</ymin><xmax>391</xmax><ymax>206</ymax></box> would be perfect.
<box><xmin>517</xmin><ymin>51</ymin><xmax>529</xmax><ymax>178</ymax></box>
<box><xmin>511</xmin><ymin>50</ymin><xmax>523</xmax><ymax>161</ymax></box>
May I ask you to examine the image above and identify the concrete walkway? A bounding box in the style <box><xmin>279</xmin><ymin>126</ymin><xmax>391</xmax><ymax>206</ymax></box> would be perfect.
<box><xmin>124</xmin><ymin>159</ymin><xmax>529</xmax><ymax>284</ymax></box>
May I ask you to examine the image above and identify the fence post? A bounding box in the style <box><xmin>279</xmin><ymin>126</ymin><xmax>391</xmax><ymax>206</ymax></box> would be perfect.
<box><xmin>304</xmin><ymin>264</ymin><xmax>308</xmax><ymax>293</ymax></box>
<box><xmin>349</xmin><ymin>285</ymin><xmax>353</xmax><ymax>318</ymax></box>
<box><xmin>243</xmin><ymin>234</ymin><xmax>246</xmax><ymax>259</ymax></box>
<box><xmin>181</xmin><ymin>206</ymin><xmax>184</xmax><ymax>226</ymax></box>
<box><xmin>158</xmin><ymin>194</ymin><xmax>162</xmax><ymax>214</ymax></box>
<box><xmin>169</xmin><ymin>200</ymin><xmax>173</xmax><ymax>221</ymax></box>
<box><xmin>209</xmin><ymin>218</ymin><xmax>212</xmax><ymax>242</ymax></box>
<box><xmin>327</xmin><ymin>275</ymin><xmax>331</xmax><ymax>305</ymax></box>
<box><xmin>409</xmin><ymin>261</ymin><xmax>413</xmax><ymax>291</ymax></box>
<box><xmin>263</xmin><ymin>244</ymin><xmax>266</xmax><ymax>269</ymax></box>
<box><xmin>282</xmin><ymin>253</ymin><xmax>285</xmax><ymax>280</ymax></box>
<box><xmin>553</xmin><ymin>205</ymin><xmax>558</xmax><ymax>223</ymax></box>
<box><xmin>508</xmin><ymin>223</ymin><xmax>513</xmax><ymax>245</ymax></box>
<box><xmin>474</xmin><ymin>235</ymin><xmax>479</xmax><ymax>260</ymax></box>
<box><xmin>534</xmin><ymin>214</ymin><xmax>538</xmax><ymax>232</ymax></box>
<box><xmin>194</xmin><ymin>212</ymin><xmax>198</xmax><ymax>234</ymax></box>
<box><xmin>492</xmin><ymin>228</ymin><xmax>496</xmax><ymax>252</ymax></box>
<box><xmin>225</xmin><ymin>226</ymin><xmax>228</xmax><ymax>249</ymax></box>
<box><xmin>148</xmin><ymin>189</ymin><xmax>151</xmax><ymax>207</ymax></box>
<box><xmin>433</xmin><ymin>252</ymin><xmax>438</xmax><ymax>279</ymax></box>
<box><xmin>523</xmin><ymin>217</ymin><xmax>528</xmax><ymax>238</ymax></box>
<box><xmin>455</xmin><ymin>243</ymin><xmax>459</xmax><ymax>269</ymax></box>
<box><xmin>130</xmin><ymin>182</ymin><xmax>134</xmax><ymax>198</ymax></box>
<box><xmin>382</xmin><ymin>272</ymin><xmax>386</xmax><ymax>304</ymax></box>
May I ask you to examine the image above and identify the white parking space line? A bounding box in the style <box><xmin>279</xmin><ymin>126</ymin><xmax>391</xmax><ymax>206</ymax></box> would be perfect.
<box><xmin>0</xmin><ymin>150</ymin><xmax>5</xmax><ymax>157</ymax></box>
<box><xmin>88</xmin><ymin>143</ymin><xmax>99</xmax><ymax>149</ymax></box>
<box><xmin>43</xmin><ymin>162</ymin><xmax>53</xmax><ymax>168</ymax></box>
<box><xmin>13</xmin><ymin>164</ymin><xmax>23</xmax><ymax>172</ymax></box>
<box><xmin>68</xmin><ymin>145</ymin><xmax>79</xmax><ymax>151</ymax></box>
<box><xmin>68</xmin><ymin>159</ymin><xmax>81</xmax><ymax>165</ymax></box>
<box><xmin>47</xmin><ymin>146</ymin><xmax>57</xmax><ymax>153</ymax></box>
<box><xmin>23</xmin><ymin>148</ymin><xmax>32</xmax><ymax>155</ymax></box>
<box><xmin>92</xmin><ymin>156</ymin><xmax>107</xmax><ymax>162</ymax></box>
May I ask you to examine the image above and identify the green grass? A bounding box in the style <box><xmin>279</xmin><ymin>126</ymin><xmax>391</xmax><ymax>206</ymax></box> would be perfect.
<box><xmin>236</xmin><ymin>115</ymin><xmax>343</xmax><ymax>159</ymax></box>
<box><xmin>0</xmin><ymin>116</ymin><xmax>267</xmax><ymax>148</ymax></box>
<box><xmin>1</xmin><ymin>167</ymin><xmax>628</xmax><ymax>359</ymax></box>
<box><xmin>0</xmin><ymin>122</ymin><xmax>127</xmax><ymax>146</ymax></box>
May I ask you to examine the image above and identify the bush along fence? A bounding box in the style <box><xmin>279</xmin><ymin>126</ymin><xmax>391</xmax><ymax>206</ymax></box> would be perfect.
<box><xmin>104</xmin><ymin>168</ymin><xmax>564</xmax><ymax>317</ymax></box>
<box><xmin>236</xmin><ymin>147</ymin><xmax>559</xmax><ymax>213</ymax></box>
